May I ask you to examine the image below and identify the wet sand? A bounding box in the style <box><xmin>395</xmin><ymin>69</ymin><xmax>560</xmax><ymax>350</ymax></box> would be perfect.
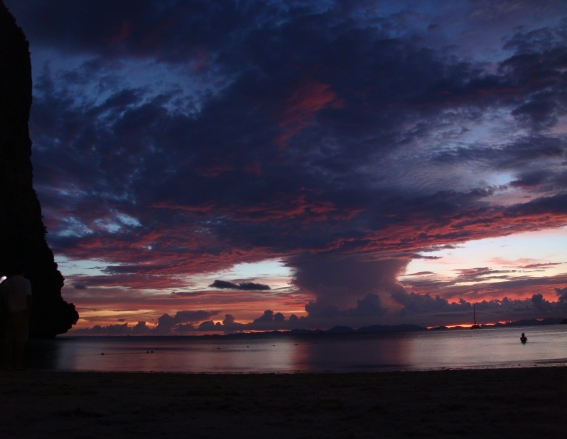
<box><xmin>1</xmin><ymin>367</ymin><xmax>566</xmax><ymax>438</ymax></box>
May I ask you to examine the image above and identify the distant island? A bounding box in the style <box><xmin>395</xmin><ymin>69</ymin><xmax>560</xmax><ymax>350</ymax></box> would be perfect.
<box><xmin>75</xmin><ymin>317</ymin><xmax>567</xmax><ymax>337</ymax></box>
<box><xmin>429</xmin><ymin>317</ymin><xmax>566</xmax><ymax>331</ymax></box>
<box><xmin>189</xmin><ymin>317</ymin><xmax>567</xmax><ymax>338</ymax></box>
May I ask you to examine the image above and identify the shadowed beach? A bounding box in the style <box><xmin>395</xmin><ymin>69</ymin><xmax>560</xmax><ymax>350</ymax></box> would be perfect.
<box><xmin>1</xmin><ymin>367</ymin><xmax>566</xmax><ymax>438</ymax></box>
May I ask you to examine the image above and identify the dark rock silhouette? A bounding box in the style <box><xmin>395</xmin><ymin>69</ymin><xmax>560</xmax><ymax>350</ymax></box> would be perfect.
<box><xmin>0</xmin><ymin>1</ymin><xmax>78</xmax><ymax>338</ymax></box>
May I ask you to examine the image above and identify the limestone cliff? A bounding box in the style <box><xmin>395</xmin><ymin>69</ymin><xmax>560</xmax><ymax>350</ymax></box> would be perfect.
<box><xmin>0</xmin><ymin>1</ymin><xmax>79</xmax><ymax>337</ymax></box>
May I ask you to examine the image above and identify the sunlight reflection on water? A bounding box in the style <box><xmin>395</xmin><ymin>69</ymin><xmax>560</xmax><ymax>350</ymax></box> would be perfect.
<box><xmin>21</xmin><ymin>325</ymin><xmax>567</xmax><ymax>373</ymax></box>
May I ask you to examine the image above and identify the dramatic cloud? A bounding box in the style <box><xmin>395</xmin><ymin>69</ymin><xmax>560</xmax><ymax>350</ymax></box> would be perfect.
<box><xmin>290</xmin><ymin>254</ymin><xmax>408</xmax><ymax>309</ymax></box>
<box><xmin>5</xmin><ymin>0</ymin><xmax>567</xmax><ymax>330</ymax></box>
<box><xmin>155</xmin><ymin>310</ymin><xmax>221</xmax><ymax>334</ymax></box>
<box><xmin>556</xmin><ymin>287</ymin><xmax>567</xmax><ymax>304</ymax></box>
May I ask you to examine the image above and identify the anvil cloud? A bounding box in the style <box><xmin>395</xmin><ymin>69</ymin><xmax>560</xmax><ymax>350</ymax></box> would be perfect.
<box><xmin>5</xmin><ymin>0</ymin><xmax>567</xmax><ymax>332</ymax></box>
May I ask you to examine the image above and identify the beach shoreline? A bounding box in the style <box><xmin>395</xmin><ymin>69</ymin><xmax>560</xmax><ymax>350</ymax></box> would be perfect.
<box><xmin>1</xmin><ymin>367</ymin><xmax>566</xmax><ymax>438</ymax></box>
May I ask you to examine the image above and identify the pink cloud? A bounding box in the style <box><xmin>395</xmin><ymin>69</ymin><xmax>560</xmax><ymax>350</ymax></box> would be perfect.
<box><xmin>277</xmin><ymin>80</ymin><xmax>342</xmax><ymax>148</ymax></box>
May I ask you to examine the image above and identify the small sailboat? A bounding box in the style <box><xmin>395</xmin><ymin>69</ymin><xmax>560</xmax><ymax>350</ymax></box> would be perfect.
<box><xmin>471</xmin><ymin>303</ymin><xmax>481</xmax><ymax>329</ymax></box>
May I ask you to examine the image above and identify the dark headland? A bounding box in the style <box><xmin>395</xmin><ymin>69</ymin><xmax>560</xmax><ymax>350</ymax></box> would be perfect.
<box><xmin>0</xmin><ymin>1</ymin><xmax>78</xmax><ymax>337</ymax></box>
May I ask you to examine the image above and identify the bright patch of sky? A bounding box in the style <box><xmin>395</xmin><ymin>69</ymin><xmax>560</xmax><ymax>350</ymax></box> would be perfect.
<box><xmin>93</xmin><ymin>213</ymin><xmax>140</xmax><ymax>233</ymax></box>
<box><xmin>56</xmin><ymin>213</ymin><xmax>140</xmax><ymax>237</ymax></box>
<box><xmin>57</xmin><ymin>217</ymin><xmax>93</xmax><ymax>238</ymax></box>
<box><xmin>402</xmin><ymin>227</ymin><xmax>567</xmax><ymax>283</ymax></box>
<box><xmin>55</xmin><ymin>257</ymin><xmax>108</xmax><ymax>277</ymax></box>
<box><xmin>229</xmin><ymin>260</ymin><xmax>292</xmax><ymax>279</ymax></box>
<box><xmin>183</xmin><ymin>259</ymin><xmax>293</xmax><ymax>291</ymax></box>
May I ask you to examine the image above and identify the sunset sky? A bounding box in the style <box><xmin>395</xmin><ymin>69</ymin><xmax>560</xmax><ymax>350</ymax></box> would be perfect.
<box><xmin>5</xmin><ymin>0</ymin><xmax>567</xmax><ymax>334</ymax></box>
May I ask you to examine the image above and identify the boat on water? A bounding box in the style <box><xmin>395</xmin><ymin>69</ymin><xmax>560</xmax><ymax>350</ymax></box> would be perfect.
<box><xmin>471</xmin><ymin>304</ymin><xmax>481</xmax><ymax>329</ymax></box>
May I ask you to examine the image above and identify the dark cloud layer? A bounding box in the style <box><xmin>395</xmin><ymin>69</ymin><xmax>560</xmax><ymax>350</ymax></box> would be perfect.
<box><xmin>5</xmin><ymin>0</ymin><xmax>567</xmax><ymax>329</ymax></box>
<box><xmin>209</xmin><ymin>280</ymin><xmax>270</xmax><ymax>291</ymax></box>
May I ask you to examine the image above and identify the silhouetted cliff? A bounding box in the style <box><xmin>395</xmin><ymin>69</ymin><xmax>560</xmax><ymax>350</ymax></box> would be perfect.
<box><xmin>0</xmin><ymin>1</ymin><xmax>78</xmax><ymax>337</ymax></box>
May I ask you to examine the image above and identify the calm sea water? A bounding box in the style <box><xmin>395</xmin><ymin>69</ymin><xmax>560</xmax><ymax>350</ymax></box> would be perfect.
<box><xmin>22</xmin><ymin>325</ymin><xmax>567</xmax><ymax>373</ymax></box>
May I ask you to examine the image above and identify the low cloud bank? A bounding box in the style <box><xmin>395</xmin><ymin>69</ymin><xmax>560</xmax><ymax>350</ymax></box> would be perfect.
<box><xmin>73</xmin><ymin>255</ymin><xmax>567</xmax><ymax>334</ymax></box>
<box><xmin>75</xmin><ymin>288</ymin><xmax>567</xmax><ymax>335</ymax></box>
<box><xmin>76</xmin><ymin>310</ymin><xmax>220</xmax><ymax>335</ymax></box>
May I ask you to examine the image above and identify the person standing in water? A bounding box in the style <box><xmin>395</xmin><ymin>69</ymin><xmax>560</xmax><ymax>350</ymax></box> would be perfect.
<box><xmin>520</xmin><ymin>333</ymin><xmax>527</xmax><ymax>343</ymax></box>
<box><xmin>1</xmin><ymin>263</ymin><xmax>32</xmax><ymax>370</ymax></box>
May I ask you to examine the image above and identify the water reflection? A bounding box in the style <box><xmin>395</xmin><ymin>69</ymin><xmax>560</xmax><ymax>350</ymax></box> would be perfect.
<box><xmin>53</xmin><ymin>336</ymin><xmax>303</xmax><ymax>373</ymax></box>
<box><xmin>1</xmin><ymin>339</ymin><xmax>62</xmax><ymax>370</ymax></box>
<box><xmin>405</xmin><ymin>326</ymin><xmax>567</xmax><ymax>369</ymax></box>
<box><xmin>8</xmin><ymin>325</ymin><xmax>567</xmax><ymax>373</ymax></box>
<box><xmin>291</xmin><ymin>333</ymin><xmax>414</xmax><ymax>371</ymax></box>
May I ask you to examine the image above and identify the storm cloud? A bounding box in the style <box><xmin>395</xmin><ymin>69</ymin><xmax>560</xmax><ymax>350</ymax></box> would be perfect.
<box><xmin>4</xmin><ymin>0</ymin><xmax>567</xmax><ymax>330</ymax></box>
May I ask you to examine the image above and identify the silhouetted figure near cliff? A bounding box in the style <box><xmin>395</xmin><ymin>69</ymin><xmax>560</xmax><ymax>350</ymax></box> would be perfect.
<box><xmin>0</xmin><ymin>1</ymin><xmax>78</xmax><ymax>338</ymax></box>
<box><xmin>1</xmin><ymin>263</ymin><xmax>32</xmax><ymax>370</ymax></box>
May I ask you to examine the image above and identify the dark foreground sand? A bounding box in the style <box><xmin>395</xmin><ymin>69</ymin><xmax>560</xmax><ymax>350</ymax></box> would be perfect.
<box><xmin>1</xmin><ymin>367</ymin><xmax>566</xmax><ymax>439</ymax></box>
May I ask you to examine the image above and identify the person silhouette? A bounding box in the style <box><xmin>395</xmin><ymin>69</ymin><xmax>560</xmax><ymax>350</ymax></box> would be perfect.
<box><xmin>1</xmin><ymin>263</ymin><xmax>32</xmax><ymax>370</ymax></box>
<box><xmin>520</xmin><ymin>333</ymin><xmax>527</xmax><ymax>344</ymax></box>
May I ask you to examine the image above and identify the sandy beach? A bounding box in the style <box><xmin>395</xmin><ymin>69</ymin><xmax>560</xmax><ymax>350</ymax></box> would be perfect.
<box><xmin>1</xmin><ymin>367</ymin><xmax>565</xmax><ymax>438</ymax></box>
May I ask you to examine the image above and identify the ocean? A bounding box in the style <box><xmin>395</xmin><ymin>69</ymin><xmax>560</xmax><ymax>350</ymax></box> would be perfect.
<box><xmin>23</xmin><ymin>325</ymin><xmax>567</xmax><ymax>373</ymax></box>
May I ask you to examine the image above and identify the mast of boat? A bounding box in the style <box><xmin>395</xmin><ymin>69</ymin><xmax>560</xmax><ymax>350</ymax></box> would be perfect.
<box><xmin>473</xmin><ymin>303</ymin><xmax>476</xmax><ymax>325</ymax></box>
<box><xmin>471</xmin><ymin>303</ymin><xmax>481</xmax><ymax>328</ymax></box>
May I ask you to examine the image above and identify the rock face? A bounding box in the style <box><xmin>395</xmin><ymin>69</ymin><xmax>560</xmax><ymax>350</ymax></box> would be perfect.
<box><xmin>0</xmin><ymin>1</ymin><xmax>78</xmax><ymax>337</ymax></box>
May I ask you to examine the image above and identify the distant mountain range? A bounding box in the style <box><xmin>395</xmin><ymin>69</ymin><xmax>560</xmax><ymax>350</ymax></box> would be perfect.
<box><xmin>219</xmin><ymin>317</ymin><xmax>567</xmax><ymax>338</ymax></box>
<box><xmin>288</xmin><ymin>324</ymin><xmax>426</xmax><ymax>335</ymax></box>
<box><xmin>431</xmin><ymin>317</ymin><xmax>566</xmax><ymax>330</ymax></box>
